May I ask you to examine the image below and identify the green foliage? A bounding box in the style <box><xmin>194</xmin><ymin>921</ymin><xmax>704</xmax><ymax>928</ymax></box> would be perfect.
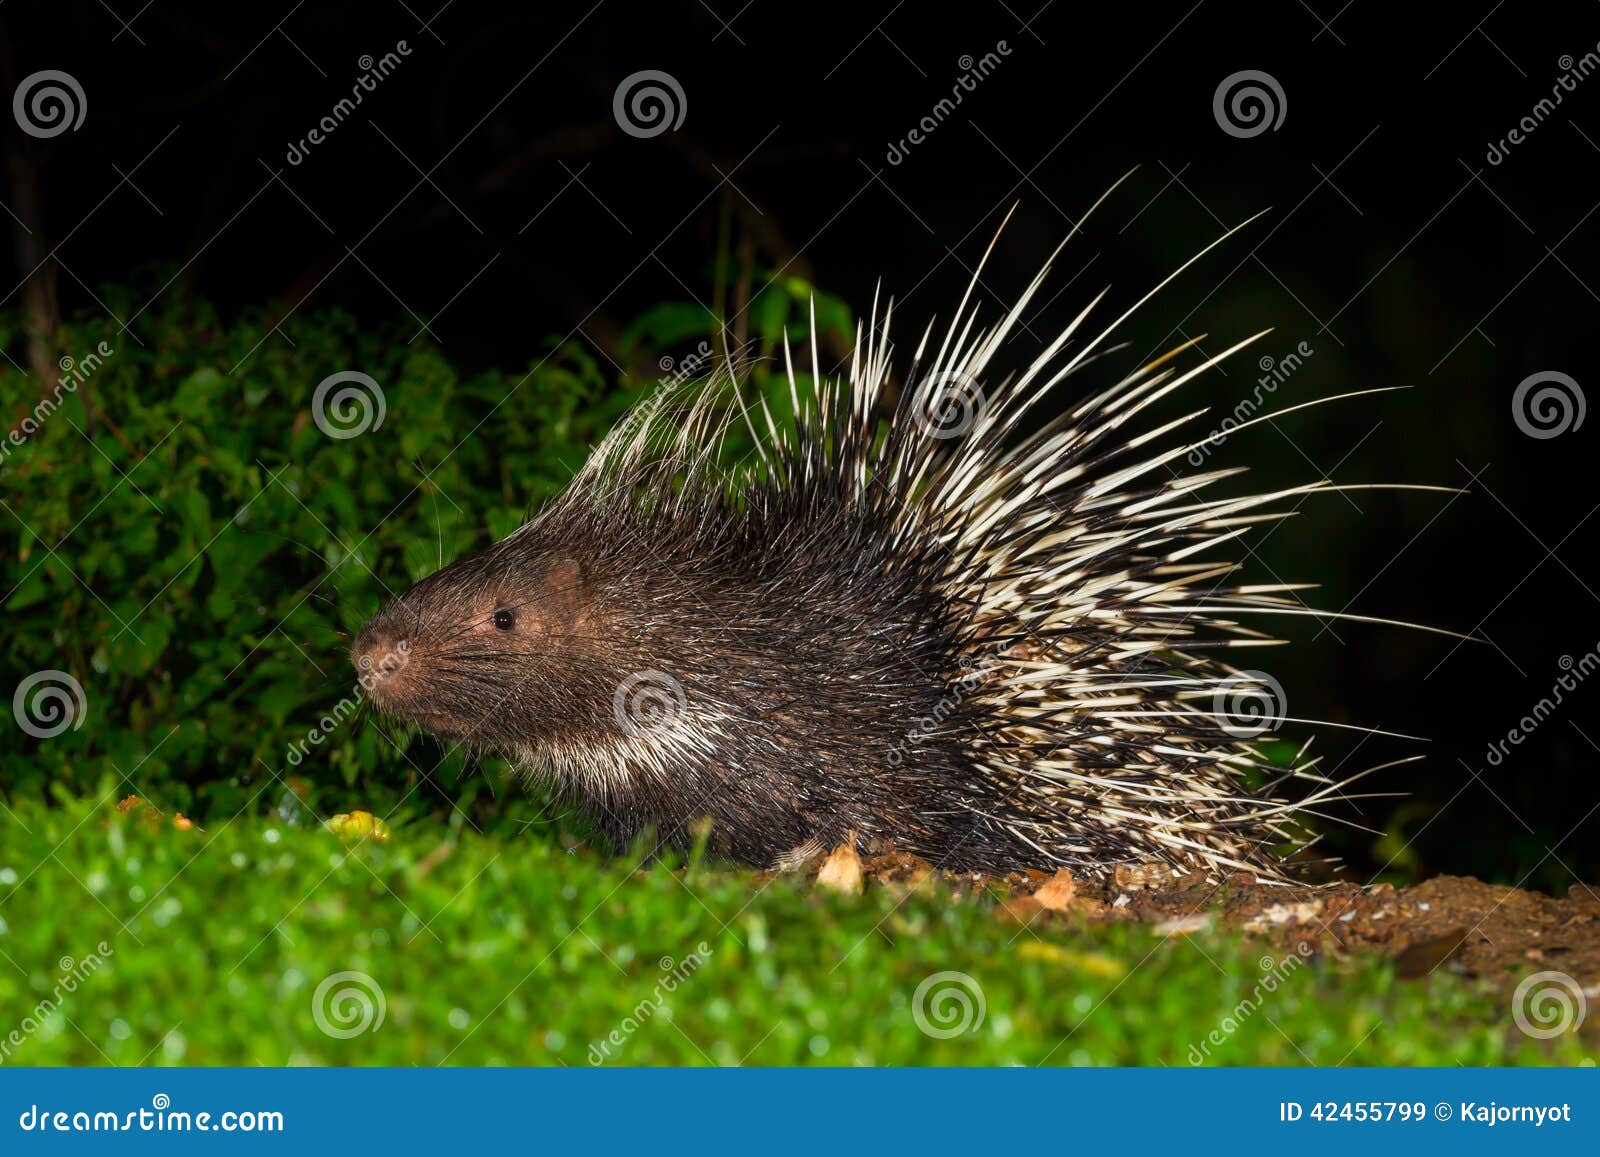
<box><xmin>0</xmin><ymin>286</ymin><xmax>648</xmax><ymax>825</ymax></box>
<box><xmin>623</xmin><ymin>272</ymin><xmax>854</xmax><ymax>359</ymax></box>
<box><xmin>0</xmin><ymin>797</ymin><xmax>1575</xmax><ymax>1066</ymax></box>
<box><xmin>1</xmin><ymin>277</ymin><xmax>855</xmax><ymax>831</ymax></box>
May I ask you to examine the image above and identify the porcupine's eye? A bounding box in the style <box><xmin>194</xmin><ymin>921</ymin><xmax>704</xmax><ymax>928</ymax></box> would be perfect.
<box><xmin>492</xmin><ymin>609</ymin><xmax>516</xmax><ymax>631</ymax></box>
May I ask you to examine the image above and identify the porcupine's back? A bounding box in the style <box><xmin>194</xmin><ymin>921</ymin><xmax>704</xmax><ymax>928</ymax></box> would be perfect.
<box><xmin>356</xmin><ymin>196</ymin><xmax>1451</xmax><ymax>881</ymax></box>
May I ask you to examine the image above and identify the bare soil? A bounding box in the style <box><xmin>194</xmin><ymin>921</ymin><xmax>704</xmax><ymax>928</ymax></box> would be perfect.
<box><xmin>839</xmin><ymin>850</ymin><xmax>1600</xmax><ymax>989</ymax></box>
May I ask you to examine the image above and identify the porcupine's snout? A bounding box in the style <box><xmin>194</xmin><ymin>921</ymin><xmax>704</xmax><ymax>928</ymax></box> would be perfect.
<box><xmin>350</xmin><ymin>619</ymin><xmax>420</xmax><ymax>717</ymax></box>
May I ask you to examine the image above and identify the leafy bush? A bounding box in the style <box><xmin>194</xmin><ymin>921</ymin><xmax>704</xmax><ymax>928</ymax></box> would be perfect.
<box><xmin>0</xmin><ymin>276</ymin><xmax>851</xmax><ymax>829</ymax></box>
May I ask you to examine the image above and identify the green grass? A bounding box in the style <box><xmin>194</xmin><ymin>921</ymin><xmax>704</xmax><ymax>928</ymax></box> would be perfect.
<box><xmin>0</xmin><ymin>796</ymin><xmax>1582</xmax><ymax>1067</ymax></box>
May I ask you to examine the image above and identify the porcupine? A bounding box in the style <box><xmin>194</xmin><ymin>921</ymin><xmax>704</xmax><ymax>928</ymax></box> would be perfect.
<box><xmin>351</xmin><ymin>193</ymin><xmax>1452</xmax><ymax>882</ymax></box>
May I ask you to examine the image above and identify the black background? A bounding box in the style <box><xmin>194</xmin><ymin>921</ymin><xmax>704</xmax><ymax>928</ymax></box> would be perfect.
<box><xmin>4</xmin><ymin>0</ymin><xmax>1598</xmax><ymax>888</ymax></box>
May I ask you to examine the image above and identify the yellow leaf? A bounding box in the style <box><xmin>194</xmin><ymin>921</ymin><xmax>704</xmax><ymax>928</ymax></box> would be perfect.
<box><xmin>328</xmin><ymin>810</ymin><xmax>391</xmax><ymax>843</ymax></box>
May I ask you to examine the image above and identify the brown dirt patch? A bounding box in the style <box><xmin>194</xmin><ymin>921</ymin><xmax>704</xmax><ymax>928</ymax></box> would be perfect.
<box><xmin>840</xmin><ymin>852</ymin><xmax>1600</xmax><ymax>987</ymax></box>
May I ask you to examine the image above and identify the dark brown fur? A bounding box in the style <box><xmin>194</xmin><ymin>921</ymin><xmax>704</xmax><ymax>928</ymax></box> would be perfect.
<box><xmin>354</xmin><ymin>444</ymin><xmax>1054</xmax><ymax>870</ymax></box>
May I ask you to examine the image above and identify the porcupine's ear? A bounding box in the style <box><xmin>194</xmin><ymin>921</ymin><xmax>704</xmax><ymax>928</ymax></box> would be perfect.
<box><xmin>540</xmin><ymin>557</ymin><xmax>585</xmax><ymax>624</ymax></box>
<box><xmin>492</xmin><ymin>557</ymin><xmax>586</xmax><ymax>641</ymax></box>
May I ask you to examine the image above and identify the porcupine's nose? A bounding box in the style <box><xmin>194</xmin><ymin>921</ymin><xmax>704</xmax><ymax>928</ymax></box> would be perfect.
<box><xmin>350</xmin><ymin>620</ymin><xmax>416</xmax><ymax>709</ymax></box>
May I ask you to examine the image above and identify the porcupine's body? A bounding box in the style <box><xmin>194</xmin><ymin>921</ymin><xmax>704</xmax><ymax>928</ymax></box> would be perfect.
<box><xmin>353</xmin><ymin>201</ymin><xmax>1443</xmax><ymax>881</ymax></box>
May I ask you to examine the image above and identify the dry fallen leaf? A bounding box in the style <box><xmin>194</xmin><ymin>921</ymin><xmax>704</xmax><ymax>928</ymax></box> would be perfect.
<box><xmin>1242</xmin><ymin>900</ymin><xmax>1323</xmax><ymax>932</ymax></box>
<box><xmin>1114</xmin><ymin>862</ymin><xmax>1170</xmax><ymax>890</ymax></box>
<box><xmin>1016</xmin><ymin>940</ymin><xmax>1126</xmax><ymax>977</ymax></box>
<box><xmin>1016</xmin><ymin>940</ymin><xmax>1072</xmax><ymax>964</ymax></box>
<box><xmin>1152</xmin><ymin>913</ymin><xmax>1212</xmax><ymax>936</ymax></box>
<box><xmin>861</xmin><ymin>851</ymin><xmax>933</xmax><ymax>886</ymax></box>
<box><xmin>114</xmin><ymin>795</ymin><xmax>200</xmax><ymax>833</ymax></box>
<box><xmin>815</xmin><ymin>841</ymin><xmax>863</xmax><ymax>894</ymax></box>
<box><xmin>1032</xmin><ymin>869</ymin><xmax>1076</xmax><ymax>910</ymax></box>
<box><xmin>996</xmin><ymin>895</ymin><xmax>1044</xmax><ymax>924</ymax></box>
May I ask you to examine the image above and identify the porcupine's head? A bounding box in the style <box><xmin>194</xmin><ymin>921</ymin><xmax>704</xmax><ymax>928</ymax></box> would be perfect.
<box><xmin>350</xmin><ymin>532</ymin><xmax>608</xmax><ymax>752</ymax></box>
